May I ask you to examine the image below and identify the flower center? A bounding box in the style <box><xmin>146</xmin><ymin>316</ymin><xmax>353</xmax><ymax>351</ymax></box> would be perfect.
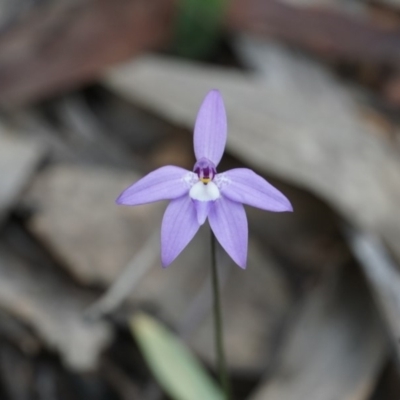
<box><xmin>193</xmin><ymin>158</ymin><xmax>216</xmax><ymax>185</ymax></box>
<box><xmin>189</xmin><ymin>157</ymin><xmax>220</xmax><ymax>202</ymax></box>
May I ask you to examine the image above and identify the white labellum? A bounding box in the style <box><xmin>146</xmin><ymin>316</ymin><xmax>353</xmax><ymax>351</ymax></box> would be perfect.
<box><xmin>189</xmin><ymin>181</ymin><xmax>220</xmax><ymax>201</ymax></box>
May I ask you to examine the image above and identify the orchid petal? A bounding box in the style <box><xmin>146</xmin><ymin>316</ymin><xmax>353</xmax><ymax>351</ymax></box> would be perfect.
<box><xmin>193</xmin><ymin>200</ymin><xmax>213</xmax><ymax>225</ymax></box>
<box><xmin>217</xmin><ymin>169</ymin><xmax>293</xmax><ymax>212</ymax></box>
<box><xmin>117</xmin><ymin>166</ymin><xmax>194</xmax><ymax>206</ymax></box>
<box><xmin>161</xmin><ymin>196</ymin><xmax>200</xmax><ymax>267</ymax></box>
<box><xmin>194</xmin><ymin>90</ymin><xmax>227</xmax><ymax>166</ymax></box>
<box><xmin>208</xmin><ymin>197</ymin><xmax>248</xmax><ymax>269</ymax></box>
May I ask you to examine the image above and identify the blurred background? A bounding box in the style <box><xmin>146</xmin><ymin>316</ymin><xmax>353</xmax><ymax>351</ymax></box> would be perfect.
<box><xmin>1</xmin><ymin>0</ymin><xmax>400</xmax><ymax>399</ymax></box>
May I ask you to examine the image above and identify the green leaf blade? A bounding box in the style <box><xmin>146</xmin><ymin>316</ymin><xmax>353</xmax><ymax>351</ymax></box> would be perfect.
<box><xmin>130</xmin><ymin>313</ymin><xmax>225</xmax><ymax>400</ymax></box>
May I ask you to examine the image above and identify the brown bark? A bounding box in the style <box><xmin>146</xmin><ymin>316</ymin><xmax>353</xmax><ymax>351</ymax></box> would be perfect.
<box><xmin>2</xmin><ymin>0</ymin><xmax>400</xmax><ymax>107</ymax></box>
<box><xmin>0</xmin><ymin>0</ymin><xmax>175</xmax><ymax>107</ymax></box>
<box><xmin>228</xmin><ymin>0</ymin><xmax>400</xmax><ymax>65</ymax></box>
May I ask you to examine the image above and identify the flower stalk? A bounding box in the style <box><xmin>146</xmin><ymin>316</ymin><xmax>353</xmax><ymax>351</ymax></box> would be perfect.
<box><xmin>211</xmin><ymin>231</ymin><xmax>231</xmax><ymax>400</ymax></box>
<box><xmin>117</xmin><ymin>89</ymin><xmax>293</xmax><ymax>399</ymax></box>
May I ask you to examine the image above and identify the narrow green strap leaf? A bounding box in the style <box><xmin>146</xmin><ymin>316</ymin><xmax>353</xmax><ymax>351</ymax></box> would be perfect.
<box><xmin>172</xmin><ymin>0</ymin><xmax>228</xmax><ymax>59</ymax></box>
<box><xmin>130</xmin><ymin>313</ymin><xmax>224</xmax><ymax>400</ymax></box>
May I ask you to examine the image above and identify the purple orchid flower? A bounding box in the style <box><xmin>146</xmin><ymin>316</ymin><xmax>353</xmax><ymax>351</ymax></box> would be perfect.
<box><xmin>117</xmin><ymin>90</ymin><xmax>292</xmax><ymax>268</ymax></box>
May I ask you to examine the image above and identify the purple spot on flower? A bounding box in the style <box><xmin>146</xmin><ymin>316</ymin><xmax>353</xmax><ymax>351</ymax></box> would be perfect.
<box><xmin>194</xmin><ymin>157</ymin><xmax>217</xmax><ymax>182</ymax></box>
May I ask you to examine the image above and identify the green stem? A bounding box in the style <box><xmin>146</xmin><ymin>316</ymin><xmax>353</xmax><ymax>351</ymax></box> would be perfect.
<box><xmin>210</xmin><ymin>231</ymin><xmax>231</xmax><ymax>400</ymax></box>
